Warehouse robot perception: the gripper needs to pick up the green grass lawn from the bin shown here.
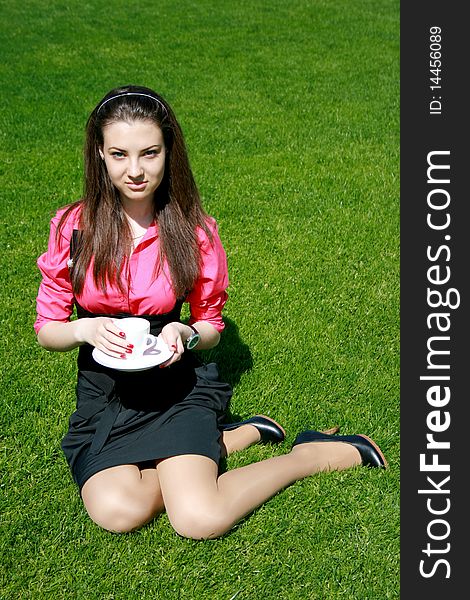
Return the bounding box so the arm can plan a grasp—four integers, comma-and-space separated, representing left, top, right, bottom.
0, 0, 399, 598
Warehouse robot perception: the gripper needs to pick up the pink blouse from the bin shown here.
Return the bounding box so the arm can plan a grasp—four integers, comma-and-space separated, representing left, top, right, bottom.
35, 204, 229, 334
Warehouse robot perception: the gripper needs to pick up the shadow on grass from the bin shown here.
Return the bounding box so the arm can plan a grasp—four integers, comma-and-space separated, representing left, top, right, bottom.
199, 316, 254, 428
199, 316, 253, 391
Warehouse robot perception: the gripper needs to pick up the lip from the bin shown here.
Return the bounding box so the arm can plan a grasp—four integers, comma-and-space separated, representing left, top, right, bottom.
126, 181, 148, 191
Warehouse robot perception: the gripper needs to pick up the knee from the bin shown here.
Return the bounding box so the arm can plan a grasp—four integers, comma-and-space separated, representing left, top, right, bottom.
83, 488, 160, 533
167, 502, 230, 540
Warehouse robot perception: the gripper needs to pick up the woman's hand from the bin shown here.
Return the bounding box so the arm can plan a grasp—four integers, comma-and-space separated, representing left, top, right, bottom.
158, 321, 221, 368
76, 317, 133, 358
37, 317, 132, 358
158, 322, 188, 367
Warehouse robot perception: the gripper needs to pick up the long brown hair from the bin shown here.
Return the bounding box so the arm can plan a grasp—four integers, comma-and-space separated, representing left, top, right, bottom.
58, 85, 210, 298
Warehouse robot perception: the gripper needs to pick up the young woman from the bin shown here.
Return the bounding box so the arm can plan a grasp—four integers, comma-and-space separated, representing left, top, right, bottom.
35, 85, 387, 538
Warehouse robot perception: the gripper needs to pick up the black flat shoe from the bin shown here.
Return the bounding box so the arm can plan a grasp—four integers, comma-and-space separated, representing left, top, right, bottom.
221, 415, 286, 444
292, 430, 387, 468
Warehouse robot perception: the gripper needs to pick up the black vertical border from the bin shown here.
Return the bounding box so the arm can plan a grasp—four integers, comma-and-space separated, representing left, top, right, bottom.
401, 3, 467, 597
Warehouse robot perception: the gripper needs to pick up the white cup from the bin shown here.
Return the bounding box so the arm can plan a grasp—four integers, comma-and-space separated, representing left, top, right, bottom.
115, 317, 158, 358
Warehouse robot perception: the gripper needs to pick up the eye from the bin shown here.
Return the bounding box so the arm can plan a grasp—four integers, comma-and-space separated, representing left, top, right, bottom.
111, 151, 125, 159
144, 149, 159, 157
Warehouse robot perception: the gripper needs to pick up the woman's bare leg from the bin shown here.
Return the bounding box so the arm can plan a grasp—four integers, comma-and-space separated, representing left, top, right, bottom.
220, 416, 286, 456
220, 421, 339, 456
157, 442, 361, 540
80, 419, 344, 533
220, 426, 260, 456
81, 463, 164, 533
80, 418, 281, 532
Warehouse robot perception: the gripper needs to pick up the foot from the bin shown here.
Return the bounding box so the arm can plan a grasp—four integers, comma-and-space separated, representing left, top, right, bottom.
292, 430, 387, 468
221, 415, 286, 444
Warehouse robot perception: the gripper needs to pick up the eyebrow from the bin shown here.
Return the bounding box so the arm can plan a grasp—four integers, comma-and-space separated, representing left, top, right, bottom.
107, 144, 163, 152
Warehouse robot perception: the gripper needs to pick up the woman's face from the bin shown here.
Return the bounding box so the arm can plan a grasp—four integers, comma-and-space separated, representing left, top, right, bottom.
99, 119, 166, 208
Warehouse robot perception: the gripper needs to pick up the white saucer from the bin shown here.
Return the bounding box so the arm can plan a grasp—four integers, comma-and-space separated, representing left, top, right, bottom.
92, 338, 174, 372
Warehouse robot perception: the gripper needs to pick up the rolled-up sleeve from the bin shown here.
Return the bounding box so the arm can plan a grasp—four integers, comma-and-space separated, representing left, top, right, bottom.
34, 211, 75, 334
186, 219, 229, 332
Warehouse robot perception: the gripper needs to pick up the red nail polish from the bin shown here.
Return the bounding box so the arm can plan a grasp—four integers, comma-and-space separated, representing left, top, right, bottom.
120, 354, 126, 359
119, 332, 126, 338
171, 344, 177, 350
126, 348, 132, 353
127, 344, 134, 349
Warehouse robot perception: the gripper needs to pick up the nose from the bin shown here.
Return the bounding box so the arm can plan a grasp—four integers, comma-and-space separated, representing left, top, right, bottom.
127, 157, 144, 180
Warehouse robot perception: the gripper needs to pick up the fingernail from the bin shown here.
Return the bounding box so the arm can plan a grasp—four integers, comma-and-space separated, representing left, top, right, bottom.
120, 354, 126, 359
119, 332, 126, 338
171, 344, 177, 350
127, 344, 134, 349
125, 348, 133, 354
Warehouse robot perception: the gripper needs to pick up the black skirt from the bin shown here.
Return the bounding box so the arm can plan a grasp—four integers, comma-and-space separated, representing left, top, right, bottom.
61, 310, 232, 491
